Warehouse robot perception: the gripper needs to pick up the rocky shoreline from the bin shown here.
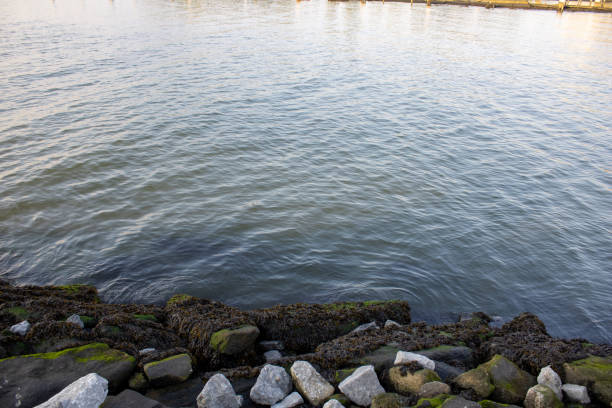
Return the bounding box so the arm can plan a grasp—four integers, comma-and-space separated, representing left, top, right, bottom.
0, 280, 610, 408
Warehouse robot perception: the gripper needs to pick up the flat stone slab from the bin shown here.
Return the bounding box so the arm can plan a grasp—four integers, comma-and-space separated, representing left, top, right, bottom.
144, 353, 193, 387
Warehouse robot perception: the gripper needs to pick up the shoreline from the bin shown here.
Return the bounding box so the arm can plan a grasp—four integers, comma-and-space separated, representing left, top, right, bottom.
1, 280, 611, 407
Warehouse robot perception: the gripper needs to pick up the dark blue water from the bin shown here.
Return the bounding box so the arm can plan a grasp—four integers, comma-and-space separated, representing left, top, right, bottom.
0, 0, 611, 342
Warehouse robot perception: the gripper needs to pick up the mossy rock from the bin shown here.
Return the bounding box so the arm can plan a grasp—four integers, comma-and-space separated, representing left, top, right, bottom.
133, 314, 158, 322
128, 371, 148, 391
413, 394, 450, 408
370, 392, 405, 408
524, 384, 563, 408
327, 394, 350, 406
143, 353, 193, 387
335, 368, 357, 384
166, 294, 195, 307
454, 367, 494, 399
478, 400, 517, 408
563, 355, 612, 406
388, 366, 441, 395
99, 325, 122, 337
479, 354, 535, 404
80, 315, 96, 328
210, 325, 260, 355
440, 396, 480, 408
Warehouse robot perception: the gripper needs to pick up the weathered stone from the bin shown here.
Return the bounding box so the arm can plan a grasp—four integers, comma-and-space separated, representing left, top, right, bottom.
415, 345, 473, 368
129, 372, 148, 391
34, 373, 108, 408
413, 394, 451, 408
351, 345, 399, 373
370, 393, 410, 408
440, 396, 480, 408
0, 343, 135, 408
210, 326, 260, 355
524, 384, 563, 408
335, 368, 357, 384
418, 381, 451, 398
290, 360, 334, 406
66, 314, 85, 329
9, 320, 30, 336
271, 392, 304, 408
250, 364, 292, 405
454, 368, 494, 399
260, 340, 285, 351
197, 374, 240, 408
144, 353, 193, 387
140, 348, 156, 356
480, 354, 536, 404
264, 350, 283, 363
563, 355, 612, 406
388, 366, 441, 395
434, 361, 465, 382
339, 365, 385, 406
102, 389, 168, 408
537, 366, 562, 401
323, 398, 345, 408
384, 320, 401, 329
394, 351, 435, 370
351, 322, 379, 333
561, 384, 590, 404
327, 394, 350, 406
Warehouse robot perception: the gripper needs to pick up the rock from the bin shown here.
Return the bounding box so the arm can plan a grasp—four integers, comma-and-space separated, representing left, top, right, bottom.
384, 320, 401, 329
102, 389, 168, 408
351, 345, 399, 373
249, 364, 292, 405
561, 384, 590, 404
271, 392, 304, 408
524, 384, 563, 408
197, 373, 240, 408
537, 366, 562, 401
80, 315, 96, 328
394, 351, 435, 370
210, 325, 260, 355
413, 394, 452, 408
290, 360, 335, 406
440, 396, 480, 408
66, 314, 85, 329
338, 365, 385, 406
0, 342, 135, 408
480, 354, 536, 404
370, 393, 411, 408
388, 366, 441, 395
351, 322, 379, 333
415, 345, 473, 368
563, 355, 612, 406
144, 353, 193, 387
264, 350, 283, 363
146, 377, 205, 408
327, 394, 350, 406
335, 368, 357, 384
453, 367, 494, 399
477, 401, 521, 408
140, 348, 156, 355
129, 372, 148, 391
34, 373, 108, 408
418, 381, 451, 398
434, 361, 465, 382
260, 340, 285, 351
323, 398, 345, 408
9, 320, 30, 336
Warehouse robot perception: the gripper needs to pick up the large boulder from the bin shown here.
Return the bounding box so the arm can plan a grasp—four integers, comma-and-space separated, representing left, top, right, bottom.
0, 342, 135, 408
197, 374, 240, 408
249, 364, 292, 405
523, 384, 563, 408
103, 389, 168, 408
143, 353, 193, 387
388, 366, 440, 395
561, 384, 590, 404
454, 368, 494, 399
536, 366, 562, 401
210, 326, 260, 355
290, 360, 334, 406
563, 355, 612, 406
338, 365, 385, 406
34, 373, 108, 408
480, 354, 536, 404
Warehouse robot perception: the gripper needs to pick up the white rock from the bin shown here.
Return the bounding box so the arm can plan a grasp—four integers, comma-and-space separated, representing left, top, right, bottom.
271, 392, 304, 408
139, 347, 156, 355
323, 399, 345, 408
197, 373, 240, 408
66, 314, 84, 329
290, 361, 334, 406
250, 364, 292, 405
537, 366, 562, 401
338, 365, 385, 406
9, 320, 30, 336
562, 384, 590, 404
394, 351, 435, 370
351, 322, 379, 333
384, 320, 401, 329
34, 373, 108, 408
264, 350, 283, 363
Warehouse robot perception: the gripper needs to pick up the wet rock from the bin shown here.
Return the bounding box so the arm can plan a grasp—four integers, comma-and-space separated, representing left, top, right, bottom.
480, 354, 536, 404
388, 366, 441, 395
536, 366, 562, 400
210, 326, 260, 355
260, 340, 284, 351
264, 350, 283, 363
338, 365, 385, 406
350, 345, 399, 373
140, 347, 156, 355
34, 373, 108, 408
129, 372, 148, 391
249, 364, 292, 405
415, 345, 473, 368
434, 361, 464, 382
440, 396, 480, 408
453, 367, 494, 399
271, 392, 304, 408
197, 373, 240, 408
323, 398, 345, 408
103, 389, 168, 408
418, 381, 450, 398
524, 384, 563, 408
0, 342, 135, 408
352, 322, 379, 333
66, 314, 84, 329
146, 377, 205, 408
144, 353, 193, 387
384, 320, 401, 329
290, 360, 334, 406
394, 351, 435, 370
563, 355, 612, 406
9, 320, 30, 336
561, 384, 590, 404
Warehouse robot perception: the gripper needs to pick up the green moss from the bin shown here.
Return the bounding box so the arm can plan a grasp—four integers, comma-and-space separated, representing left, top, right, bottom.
166, 294, 194, 306
57, 284, 89, 292
327, 394, 350, 406
133, 314, 158, 322
0, 343, 134, 364
210, 329, 231, 352
335, 368, 357, 383
6, 306, 29, 320
479, 400, 510, 408
565, 355, 612, 382
363, 300, 400, 306
413, 394, 449, 408
144, 353, 189, 368
323, 302, 359, 311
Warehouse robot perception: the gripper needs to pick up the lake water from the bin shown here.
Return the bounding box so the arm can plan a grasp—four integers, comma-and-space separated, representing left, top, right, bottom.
1, 0, 611, 342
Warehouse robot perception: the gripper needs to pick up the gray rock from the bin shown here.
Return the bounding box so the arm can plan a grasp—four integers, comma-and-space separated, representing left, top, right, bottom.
34, 373, 108, 408
537, 366, 562, 401
350, 344, 399, 373
323, 398, 345, 408
440, 396, 481, 408
481, 354, 536, 404
139, 348, 156, 356
384, 320, 401, 329
271, 392, 303, 408
561, 384, 590, 404
418, 381, 451, 398
415, 346, 473, 368
250, 364, 292, 405
260, 341, 285, 351
264, 350, 283, 363
434, 361, 465, 382
338, 365, 384, 406
144, 353, 193, 387
394, 351, 435, 370
9, 320, 30, 336
197, 374, 240, 408
210, 326, 260, 355
66, 314, 84, 329
351, 321, 379, 333
145, 377, 205, 408
524, 384, 563, 408
102, 389, 168, 408
290, 361, 334, 406
0, 343, 135, 408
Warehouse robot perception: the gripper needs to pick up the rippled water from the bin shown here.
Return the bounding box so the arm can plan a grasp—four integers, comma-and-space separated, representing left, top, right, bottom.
1, 0, 611, 342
